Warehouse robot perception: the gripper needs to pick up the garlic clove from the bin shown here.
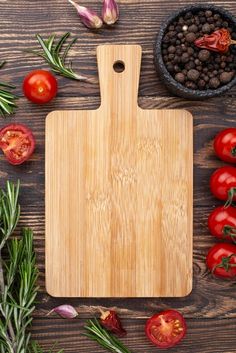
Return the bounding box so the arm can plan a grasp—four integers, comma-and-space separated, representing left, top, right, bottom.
47, 304, 78, 319
102, 0, 119, 25
68, 0, 103, 29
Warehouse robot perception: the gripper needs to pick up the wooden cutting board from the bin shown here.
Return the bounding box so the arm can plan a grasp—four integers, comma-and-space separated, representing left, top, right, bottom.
45, 45, 193, 298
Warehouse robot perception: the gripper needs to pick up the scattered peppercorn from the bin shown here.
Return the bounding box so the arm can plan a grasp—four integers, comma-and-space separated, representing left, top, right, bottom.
161, 8, 236, 90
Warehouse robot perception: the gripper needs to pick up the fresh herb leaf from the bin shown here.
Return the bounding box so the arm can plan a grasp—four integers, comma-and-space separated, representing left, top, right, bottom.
0, 181, 63, 353
26, 32, 87, 81
0, 63, 18, 118
84, 318, 132, 353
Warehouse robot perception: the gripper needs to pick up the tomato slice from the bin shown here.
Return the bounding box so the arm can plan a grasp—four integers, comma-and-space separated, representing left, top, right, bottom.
0, 124, 35, 165
145, 310, 186, 348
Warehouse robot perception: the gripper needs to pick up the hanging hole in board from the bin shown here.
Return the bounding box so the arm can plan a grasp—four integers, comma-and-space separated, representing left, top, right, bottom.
113, 61, 125, 73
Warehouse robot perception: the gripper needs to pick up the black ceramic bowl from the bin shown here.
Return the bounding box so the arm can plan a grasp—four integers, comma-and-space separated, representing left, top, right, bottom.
154, 4, 236, 99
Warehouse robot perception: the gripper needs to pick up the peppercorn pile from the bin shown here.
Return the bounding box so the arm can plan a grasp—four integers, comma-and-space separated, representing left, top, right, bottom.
162, 9, 236, 90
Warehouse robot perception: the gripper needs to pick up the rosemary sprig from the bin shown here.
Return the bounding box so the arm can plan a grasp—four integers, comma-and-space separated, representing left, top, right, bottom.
0, 181, 63, 353
29, 341, 64, 353
26, 32, 87, 81
84, 319, 132, 353
0, 62, 18, 118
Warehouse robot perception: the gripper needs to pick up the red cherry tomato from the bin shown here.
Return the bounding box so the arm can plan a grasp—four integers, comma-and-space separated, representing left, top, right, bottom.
145, 310, 186, 349
0, 124, 35, 165
23, 70, 57, 104
206, 243, 236, 279
208, 206, 236, 243
214, 128, 236, 163
210, 167, 236, 205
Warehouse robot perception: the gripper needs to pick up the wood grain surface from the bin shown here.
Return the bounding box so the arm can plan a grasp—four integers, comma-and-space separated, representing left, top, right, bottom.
45, 45, 193, 298
0, 0, 236, 352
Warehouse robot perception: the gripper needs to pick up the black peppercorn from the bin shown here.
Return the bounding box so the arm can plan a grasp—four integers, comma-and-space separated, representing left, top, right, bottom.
199, 17, 206, 24
178, 17, 185, 25
181, 52, 189, 63
184, 12, 192, 20
188, 24, 198, 33
176, 25, 182, 32
198, 49, 210, 62
176, 48, 182, 56
187, 47, 194, 55
177, 32, 184, 39
168, 54, 175, 60
213, 14, 220, 20
166, 64, 175, 73
205, 10, 212, 18
187, 69, 200, 81
220, 71, 234, 84
168, 45, 176, 54
185, 61, 195, 70
207, 17, 214, 24
198, 79, 206, 89
163, 55, 169, 62
185, 81, 197, 89
209, 77, 220, 88
185, 32, 196, 43
202, 23, 211, 33
175, 73, 185, 83
174, 65, 181, 73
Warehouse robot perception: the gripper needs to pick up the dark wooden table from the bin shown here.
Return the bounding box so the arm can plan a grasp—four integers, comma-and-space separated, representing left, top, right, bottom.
1, 0, 236, 352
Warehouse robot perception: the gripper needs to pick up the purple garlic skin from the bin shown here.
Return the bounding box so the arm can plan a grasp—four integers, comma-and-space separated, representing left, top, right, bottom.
48, 305, 78, 319
68, 0, 103, 29
102, 0, 119, 25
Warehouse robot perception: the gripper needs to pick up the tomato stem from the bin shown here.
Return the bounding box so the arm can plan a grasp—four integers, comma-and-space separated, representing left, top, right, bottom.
224, 188, 236, 208
223, 225, 236, 244
231, 146, 236, 157
212, 253, 236, 275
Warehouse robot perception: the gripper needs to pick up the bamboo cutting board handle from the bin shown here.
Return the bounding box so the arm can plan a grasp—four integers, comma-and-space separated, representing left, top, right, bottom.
97, 45, 142, 109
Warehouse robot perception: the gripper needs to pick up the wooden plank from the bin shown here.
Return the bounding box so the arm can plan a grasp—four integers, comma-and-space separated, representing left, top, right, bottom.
31, 317, 236, 353
0, 0, 236, 351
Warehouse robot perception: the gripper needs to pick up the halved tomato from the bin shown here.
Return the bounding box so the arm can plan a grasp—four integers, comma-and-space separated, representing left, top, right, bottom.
145, 310, 186, 349
0, 124, 35, 165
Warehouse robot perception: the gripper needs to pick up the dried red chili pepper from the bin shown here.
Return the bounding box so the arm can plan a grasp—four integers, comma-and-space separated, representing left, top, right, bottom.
99, 309, 127, 337
195, 28, 236, 53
